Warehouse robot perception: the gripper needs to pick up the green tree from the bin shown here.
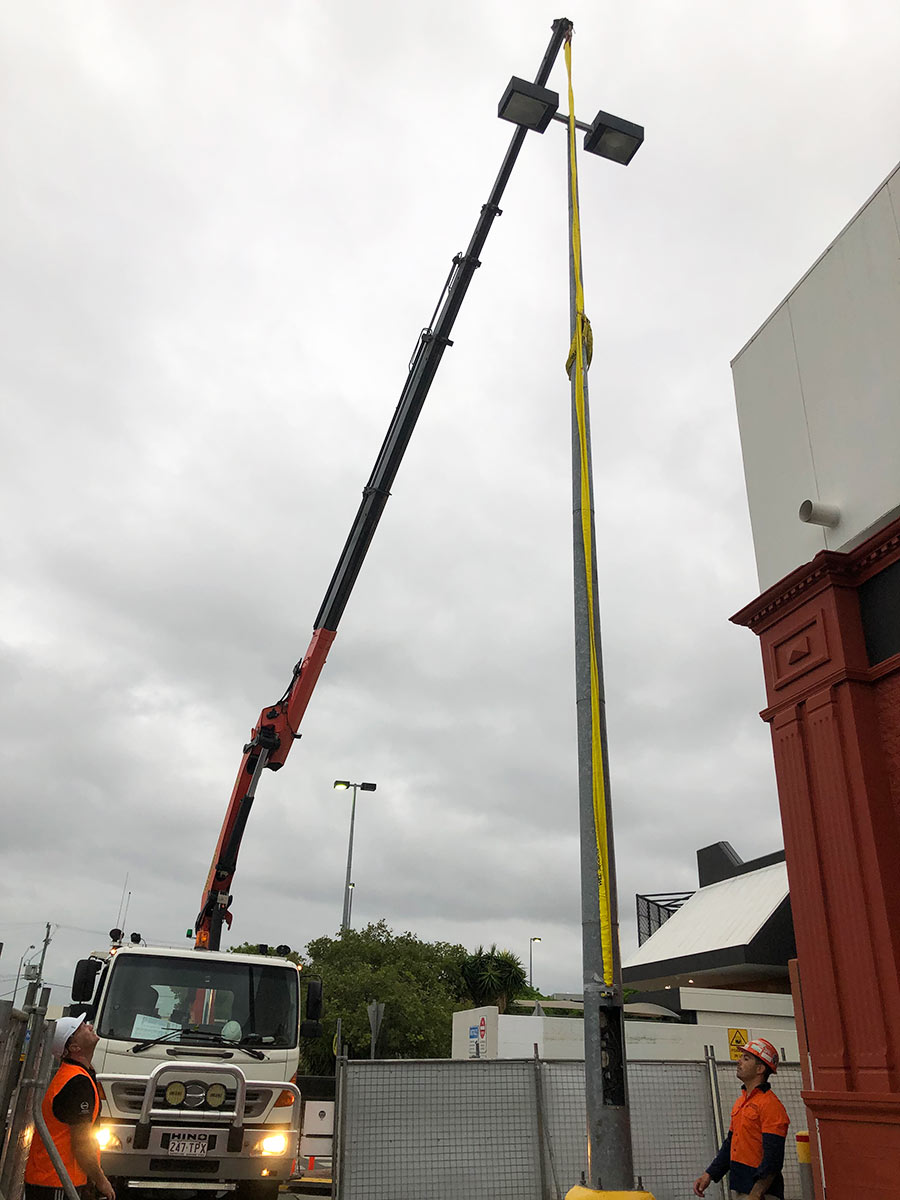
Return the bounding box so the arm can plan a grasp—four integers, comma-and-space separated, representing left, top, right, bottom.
227, 942, 303, 965
299, 920, 469, 1074
459, 945, 528, 1013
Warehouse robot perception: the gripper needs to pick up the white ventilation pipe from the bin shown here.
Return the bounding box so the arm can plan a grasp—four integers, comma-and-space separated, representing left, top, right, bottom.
798, 500, 841, 528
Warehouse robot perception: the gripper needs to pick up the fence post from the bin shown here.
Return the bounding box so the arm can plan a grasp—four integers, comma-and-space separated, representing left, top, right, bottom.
0, 986, 51, 1200
0, 1001, 30, 1156
532, 1046, 555, 1200
333, 1052, 348, 1200
703, 1045, 728, 1200
795, 1132, 814, 1200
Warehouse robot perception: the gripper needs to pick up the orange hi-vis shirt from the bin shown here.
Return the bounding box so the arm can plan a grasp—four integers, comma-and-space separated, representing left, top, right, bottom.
707, 1081, 790, 1198
730, 1083, 790, 1166
25, 1061, 100, 1188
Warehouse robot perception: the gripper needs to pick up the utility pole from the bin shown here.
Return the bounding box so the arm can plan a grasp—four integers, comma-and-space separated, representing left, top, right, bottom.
12, 944, 35, 1009
36, 923, 52, 984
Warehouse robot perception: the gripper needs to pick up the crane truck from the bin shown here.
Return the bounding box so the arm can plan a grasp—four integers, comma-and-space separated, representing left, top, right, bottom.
67, 18, 574, 1198
69, 935, 321, 1199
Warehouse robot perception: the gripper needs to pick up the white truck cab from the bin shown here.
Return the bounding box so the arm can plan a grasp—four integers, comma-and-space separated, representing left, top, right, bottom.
71, 941, 322, 1199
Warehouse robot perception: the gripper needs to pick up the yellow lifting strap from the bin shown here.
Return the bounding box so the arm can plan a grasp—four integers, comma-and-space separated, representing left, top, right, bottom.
564, 34, 613, 988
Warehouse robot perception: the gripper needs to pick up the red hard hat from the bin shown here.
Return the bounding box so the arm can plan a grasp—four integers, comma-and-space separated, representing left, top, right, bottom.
741, 1037, 779, 1073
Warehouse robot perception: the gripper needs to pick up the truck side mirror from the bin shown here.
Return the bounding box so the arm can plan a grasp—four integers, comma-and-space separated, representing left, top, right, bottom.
305, 978, 323, 1022
300, 1020, 323, 1039
72, 959, 102, 1003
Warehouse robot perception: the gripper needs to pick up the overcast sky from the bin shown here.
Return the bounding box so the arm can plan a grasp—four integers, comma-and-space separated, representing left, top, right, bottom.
3, 1, 900, 1006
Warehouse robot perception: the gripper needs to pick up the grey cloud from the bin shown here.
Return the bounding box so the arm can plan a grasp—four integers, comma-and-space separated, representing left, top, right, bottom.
3, 0, 899, 1002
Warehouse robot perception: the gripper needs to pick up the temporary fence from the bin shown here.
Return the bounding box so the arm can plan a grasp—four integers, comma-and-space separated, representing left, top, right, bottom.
335, 1054, 809, 1200
0, 988, 63, 1200
2, 1005, 810, 1200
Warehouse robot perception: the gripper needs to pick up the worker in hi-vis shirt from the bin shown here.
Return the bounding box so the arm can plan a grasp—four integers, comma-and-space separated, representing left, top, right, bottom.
693, 1038, 790, 1200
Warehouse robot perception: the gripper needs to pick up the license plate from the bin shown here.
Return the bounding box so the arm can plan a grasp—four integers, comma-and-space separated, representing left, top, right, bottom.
168, 1133, 209, 1157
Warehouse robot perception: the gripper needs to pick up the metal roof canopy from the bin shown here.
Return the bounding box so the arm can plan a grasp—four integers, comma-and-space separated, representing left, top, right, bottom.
622, 861, 792, 991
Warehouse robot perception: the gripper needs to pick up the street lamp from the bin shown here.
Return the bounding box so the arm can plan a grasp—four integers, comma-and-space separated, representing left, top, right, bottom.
334, 780, 376, 930
529, 936, 541, 988
348, 882, 356, 926
582, 110, 644, 165
498, 77, 559, 132
499, 29, 643, 1193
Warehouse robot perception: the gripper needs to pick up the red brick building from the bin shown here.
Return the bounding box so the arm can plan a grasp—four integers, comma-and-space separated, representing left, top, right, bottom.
731, 161, 900, 1198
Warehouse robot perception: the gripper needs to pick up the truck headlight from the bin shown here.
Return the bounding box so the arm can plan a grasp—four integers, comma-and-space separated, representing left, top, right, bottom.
94, 1127, 121, 1151
257, 1133, 288, 1156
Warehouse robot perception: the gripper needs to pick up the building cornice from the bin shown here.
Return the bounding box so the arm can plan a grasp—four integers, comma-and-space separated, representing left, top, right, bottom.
732, 513, 900, 634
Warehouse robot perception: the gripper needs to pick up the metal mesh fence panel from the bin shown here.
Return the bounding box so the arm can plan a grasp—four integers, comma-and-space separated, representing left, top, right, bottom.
715, 1061, 809, 1200
337, 1058, 808, 1200
337, 1058, 725, 1200
535, 1060, 721, 1200
338, 1059, 542, 1200
536, 1061, 586, 1197
628, 1061, 721, 1200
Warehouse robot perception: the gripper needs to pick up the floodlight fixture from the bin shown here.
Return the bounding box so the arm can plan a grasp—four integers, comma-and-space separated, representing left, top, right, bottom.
333, 780, 350, 789
583, 109, 644, 165
498, 76, 559, 133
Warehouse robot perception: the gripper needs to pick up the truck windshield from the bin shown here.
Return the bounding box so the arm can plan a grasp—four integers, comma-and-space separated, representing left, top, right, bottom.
97, 955, 299, 1048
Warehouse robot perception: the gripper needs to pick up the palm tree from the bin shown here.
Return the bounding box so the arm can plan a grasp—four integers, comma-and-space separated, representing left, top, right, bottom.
461, 945, 527, 1014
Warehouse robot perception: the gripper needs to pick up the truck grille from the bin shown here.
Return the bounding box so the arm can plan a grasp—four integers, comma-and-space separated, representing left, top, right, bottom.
110, 1082, 272, 1118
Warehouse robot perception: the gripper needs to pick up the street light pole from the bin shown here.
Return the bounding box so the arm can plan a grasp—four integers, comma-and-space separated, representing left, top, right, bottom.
348, 882, 355, 926
529, 936, 541, 988
498, 37, 643, 1191
334, 780, 376, 931
341, 783, 358, 931
562, 45, 641, 1189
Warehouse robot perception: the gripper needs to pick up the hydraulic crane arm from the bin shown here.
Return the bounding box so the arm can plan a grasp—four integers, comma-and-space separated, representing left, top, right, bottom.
196, 17, 573, 951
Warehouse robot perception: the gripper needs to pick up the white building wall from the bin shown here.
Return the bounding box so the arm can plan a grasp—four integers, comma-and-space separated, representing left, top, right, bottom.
450, 990, 799, 1064
732, 161, 900, 590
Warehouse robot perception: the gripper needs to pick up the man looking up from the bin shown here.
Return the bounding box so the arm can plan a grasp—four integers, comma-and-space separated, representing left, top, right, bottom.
693, 1038, 790, 1200
25, 1014, 116, 1200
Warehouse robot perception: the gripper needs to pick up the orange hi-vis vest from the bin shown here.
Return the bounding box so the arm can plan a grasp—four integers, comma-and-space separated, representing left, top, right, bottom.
25, 1061, 100, 1188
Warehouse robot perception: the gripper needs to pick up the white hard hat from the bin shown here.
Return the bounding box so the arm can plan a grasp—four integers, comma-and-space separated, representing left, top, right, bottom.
52, 1014, 87, 1057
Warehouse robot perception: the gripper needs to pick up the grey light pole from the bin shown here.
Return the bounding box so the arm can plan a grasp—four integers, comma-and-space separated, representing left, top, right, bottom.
498, 40, 644, 1193
347, 882, 355, 926
334, 780, 376, 930
529, 936, 541, 988
563, 87, 642, 1196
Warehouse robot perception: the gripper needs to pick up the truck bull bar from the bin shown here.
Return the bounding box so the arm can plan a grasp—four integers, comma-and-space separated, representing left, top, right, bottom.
101, 1061, 302, 1154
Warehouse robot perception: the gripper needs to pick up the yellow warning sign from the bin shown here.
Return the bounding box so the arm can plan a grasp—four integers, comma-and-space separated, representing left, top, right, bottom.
728, 1028, 749, 1061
